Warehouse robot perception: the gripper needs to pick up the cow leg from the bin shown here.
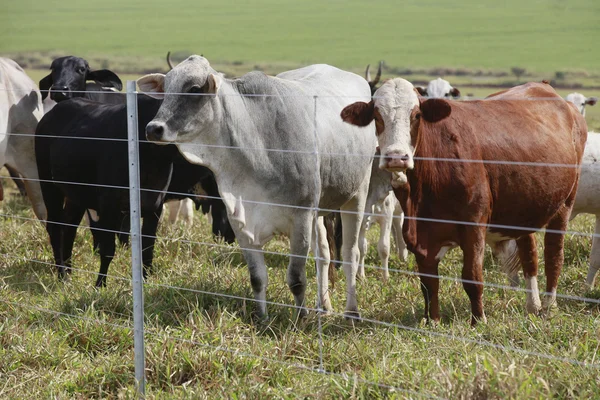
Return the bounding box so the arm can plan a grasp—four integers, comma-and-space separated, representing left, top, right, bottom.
377, 201, 394, 282
285, 215, 312, 319
340, 193, 367, 319
94, 216, 118, 288
585, 216, 600, 288
61, 200, 86, 274
180, 198, 194, 225
543, 208, 570, 311
141, 210, 162, 279
417, 255, 441, 324
392, 206, 408, 262
491, 239, 520, 287
357, 216, 369, 281
166, 200, 180, 224
460, 226, 487, 325
42, 184, 66, 278
239, 239, 269, 320
515, 234, 541, 315
10, 159, 47, 221
311, 216, 333, 314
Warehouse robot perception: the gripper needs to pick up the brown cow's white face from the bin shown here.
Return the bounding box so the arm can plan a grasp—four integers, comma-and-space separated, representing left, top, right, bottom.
372, 79, 420, 171
341, 78, 419, 172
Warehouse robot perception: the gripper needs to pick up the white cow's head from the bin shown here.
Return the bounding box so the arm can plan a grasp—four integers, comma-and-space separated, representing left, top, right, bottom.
565, 92, 597, 117
341, 78, 451, 172
416, 77, 460, 99
138, 55, 222, 144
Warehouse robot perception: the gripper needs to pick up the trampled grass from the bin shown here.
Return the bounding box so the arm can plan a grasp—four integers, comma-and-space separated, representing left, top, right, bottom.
1, 176, 600, 398
1, 0, 598, 73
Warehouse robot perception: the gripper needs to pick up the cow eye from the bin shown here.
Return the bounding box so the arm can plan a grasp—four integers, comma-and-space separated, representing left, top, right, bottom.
189, 86, 203, 94
415, 112, 421, 120
77, 67, 86, 74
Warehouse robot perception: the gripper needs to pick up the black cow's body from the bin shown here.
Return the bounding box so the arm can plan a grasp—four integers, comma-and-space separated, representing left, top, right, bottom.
36, 96, 233, 287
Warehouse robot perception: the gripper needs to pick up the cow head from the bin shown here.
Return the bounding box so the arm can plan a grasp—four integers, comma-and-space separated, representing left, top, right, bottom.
415, 78, 460, 99
138, 55, 221, 144
565, 92, 597, 117
39, 56, 122, 102
341, 78, 451, 172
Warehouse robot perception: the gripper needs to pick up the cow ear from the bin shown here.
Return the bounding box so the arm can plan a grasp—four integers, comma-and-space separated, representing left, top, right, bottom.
586, 97, 598, 106
207, 73, 220, 94
39, 74, 53, 100
340, 100, 375, 127
137, 74, 165, 99
449, 87, 461, 98
420, 98, 451, 123
87, 69, 123, 91
415, 86, 428, 96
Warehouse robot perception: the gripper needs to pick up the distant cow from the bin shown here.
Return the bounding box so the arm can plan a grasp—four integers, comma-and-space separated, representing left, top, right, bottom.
39, 56, 124, 113
416, 78, 460, 99
0, 58, 47, 220
566, 92, 597, 117
342, 79, 586, 325
138, 56, 376, 320
36, 96, 233, 287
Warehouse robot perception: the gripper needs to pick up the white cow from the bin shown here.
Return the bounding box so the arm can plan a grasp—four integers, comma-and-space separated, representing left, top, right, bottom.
416, 78, 460, 99
566, 92, 597, 117
138, 56, 377, 319
0, 58, 46, 220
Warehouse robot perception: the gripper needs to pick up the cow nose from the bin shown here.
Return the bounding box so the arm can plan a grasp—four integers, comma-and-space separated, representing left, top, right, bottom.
50, 86, 70, 102
146, 122, 165, 142
384, 152, 411, 171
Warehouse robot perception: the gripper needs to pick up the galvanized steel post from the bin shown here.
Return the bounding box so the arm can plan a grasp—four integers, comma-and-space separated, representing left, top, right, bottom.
126, 80, 146, 397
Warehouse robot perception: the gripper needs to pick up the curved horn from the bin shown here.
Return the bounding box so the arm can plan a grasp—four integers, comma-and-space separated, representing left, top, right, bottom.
365, 64, 371, 82
166, 51, 174, 70
372, 61, 383, 86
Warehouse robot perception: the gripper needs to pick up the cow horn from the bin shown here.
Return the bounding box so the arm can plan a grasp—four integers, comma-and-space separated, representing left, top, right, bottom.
365, 64, 371, 82
166, 51, 174, 70
372, 61, 383, 86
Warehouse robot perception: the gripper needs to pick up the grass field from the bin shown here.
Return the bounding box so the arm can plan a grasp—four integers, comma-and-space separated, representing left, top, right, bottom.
2, 1, 600, 398
1, 177, 600, 398
2, 0, 599, 73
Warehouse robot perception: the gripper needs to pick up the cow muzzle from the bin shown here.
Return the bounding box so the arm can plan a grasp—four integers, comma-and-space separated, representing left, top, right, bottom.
49, 86, 70, 102
146, 121, 170, 143
382, 152, 413, 172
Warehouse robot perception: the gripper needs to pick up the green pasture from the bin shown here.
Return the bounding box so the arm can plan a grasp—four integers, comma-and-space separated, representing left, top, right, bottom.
1, 179, 600, 398
2, 0, 599, 73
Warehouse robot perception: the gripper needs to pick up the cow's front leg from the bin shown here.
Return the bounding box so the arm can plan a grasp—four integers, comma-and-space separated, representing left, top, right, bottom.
460, 226, 487, 325
516, 234, 542, 315
416, 253, 441, 325
240, 240, 269, 320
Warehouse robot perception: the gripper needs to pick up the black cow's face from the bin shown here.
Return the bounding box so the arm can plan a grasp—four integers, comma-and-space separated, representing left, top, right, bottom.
39, 56, 122, 102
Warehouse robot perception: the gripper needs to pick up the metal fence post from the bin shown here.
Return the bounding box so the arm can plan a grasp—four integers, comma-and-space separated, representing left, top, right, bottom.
126, 80, 146, 397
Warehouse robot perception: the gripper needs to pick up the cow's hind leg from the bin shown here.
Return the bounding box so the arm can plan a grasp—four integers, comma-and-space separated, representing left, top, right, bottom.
516, 234, 542, 315
286, 215, 312, 319
61, 199, 86, 275
460, 226, 487, 325
94, 215, 118, 288
585, 216, 600, 288
311, 216, 333, 314
340, 191, 368, 319
543, 207, 570, 311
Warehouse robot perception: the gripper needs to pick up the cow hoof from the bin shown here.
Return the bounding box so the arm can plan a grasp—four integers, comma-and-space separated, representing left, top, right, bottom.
400, 249, 409, 262
344, 310, 361, 321
296, 307, 308, 319
525, 300, 542, 316
470, 314, 487, 326
541, 297, 558, 313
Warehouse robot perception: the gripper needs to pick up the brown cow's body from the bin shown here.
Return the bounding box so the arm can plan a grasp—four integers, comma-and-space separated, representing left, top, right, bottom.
342, 80, 587, 324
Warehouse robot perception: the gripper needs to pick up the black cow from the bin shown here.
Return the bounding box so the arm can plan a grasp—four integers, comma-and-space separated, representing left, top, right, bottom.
36, 96, 233, 287
39, 56, 123, 104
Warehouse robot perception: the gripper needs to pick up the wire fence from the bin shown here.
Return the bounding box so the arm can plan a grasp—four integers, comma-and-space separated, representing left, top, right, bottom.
1, 82, 600, 398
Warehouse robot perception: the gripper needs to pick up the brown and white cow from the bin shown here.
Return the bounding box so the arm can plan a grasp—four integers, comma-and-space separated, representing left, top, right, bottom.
341, 78, 587, 325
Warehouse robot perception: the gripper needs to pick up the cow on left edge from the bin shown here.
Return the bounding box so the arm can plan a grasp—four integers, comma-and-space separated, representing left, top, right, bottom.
0, 57, 47, 220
